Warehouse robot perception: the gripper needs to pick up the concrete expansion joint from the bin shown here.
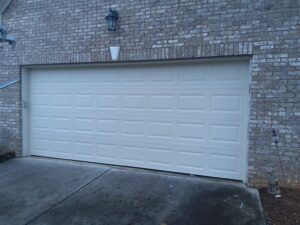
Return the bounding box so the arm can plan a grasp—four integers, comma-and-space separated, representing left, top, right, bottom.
23, 167, 112, 225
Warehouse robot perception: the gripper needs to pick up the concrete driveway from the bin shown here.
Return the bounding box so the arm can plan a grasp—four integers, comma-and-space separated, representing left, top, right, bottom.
0, 158, 265, 225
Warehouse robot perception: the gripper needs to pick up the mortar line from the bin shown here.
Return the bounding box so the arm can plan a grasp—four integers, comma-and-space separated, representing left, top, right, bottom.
24, 167, 111, 225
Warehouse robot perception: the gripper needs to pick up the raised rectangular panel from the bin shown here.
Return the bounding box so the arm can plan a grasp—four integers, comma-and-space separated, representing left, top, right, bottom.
177, 151, 204, 170
31, 138, 51, 151
73, 72, 95, 83
30, 130, 50, 140
32, 116, 49, 129
53, 94, 72, 106
211, 95, 241, 112
97, 119, 118, 134
74, 142, 93, 156
149, 95, 173, 110
123, 120, 145, 136
75, 94, 93, 107
123, 95, 145, 109
96, 143, 118, 160
149, 68, 173, 82
30, 72, 49, 83
52, 117, 72, 131
178, 123, 204, 141
149, 147, 172, 167
74, 80, 93, 85
98, 94, 118, 109
97, 73, 118, 83
212, 64, 242, 81
178, 65, 206, 81
51, 88, 72, 95
53, 140, 71, 153
211, 125, 240, 143
31, 94, 49, 106
210, 154, 238, 173
32, 127, 50, 133
52, 79, 70, 84
123, 70, 145, 82
179, 95, 205, 111
149, 122, 173, 138
74, 118, 94, 132
122, 145, 144, 163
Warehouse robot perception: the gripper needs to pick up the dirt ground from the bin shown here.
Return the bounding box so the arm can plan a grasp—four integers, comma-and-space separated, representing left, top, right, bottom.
0, 151, 15, 163
260, 188, 300, 225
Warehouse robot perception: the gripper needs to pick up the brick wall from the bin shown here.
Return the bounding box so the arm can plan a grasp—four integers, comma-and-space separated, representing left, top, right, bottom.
1, 0, 299, 188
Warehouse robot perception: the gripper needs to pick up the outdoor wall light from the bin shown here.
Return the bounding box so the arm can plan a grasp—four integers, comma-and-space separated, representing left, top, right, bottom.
0, 26, 15, 46
105, 8, 119, 31
0, 26, 7, 40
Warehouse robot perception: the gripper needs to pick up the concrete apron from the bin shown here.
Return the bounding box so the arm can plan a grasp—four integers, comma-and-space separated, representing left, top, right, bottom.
0, 158, 266, 225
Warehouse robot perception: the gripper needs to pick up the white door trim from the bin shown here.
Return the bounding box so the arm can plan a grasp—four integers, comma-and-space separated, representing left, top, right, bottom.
21, 68, 30, 156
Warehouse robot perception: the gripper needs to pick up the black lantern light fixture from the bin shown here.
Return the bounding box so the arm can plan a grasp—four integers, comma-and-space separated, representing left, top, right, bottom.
0, 26, 15, 46
0, 26, 7, 40
105, 8, 119, 31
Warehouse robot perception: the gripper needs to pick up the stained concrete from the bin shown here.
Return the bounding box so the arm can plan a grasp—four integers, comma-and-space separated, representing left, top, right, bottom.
0, 158, 265, 225
0, 158, 107, 225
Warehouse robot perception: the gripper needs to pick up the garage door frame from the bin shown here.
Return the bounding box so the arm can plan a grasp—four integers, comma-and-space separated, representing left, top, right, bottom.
21, 57, 251, 182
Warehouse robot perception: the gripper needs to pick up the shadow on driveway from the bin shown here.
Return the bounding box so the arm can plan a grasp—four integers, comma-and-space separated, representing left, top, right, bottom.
0, 158, 265, 225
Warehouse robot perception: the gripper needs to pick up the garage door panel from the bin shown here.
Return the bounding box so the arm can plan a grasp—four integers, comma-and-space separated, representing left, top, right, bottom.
46, 87, 247, 95
31, 138, 51, 151
212, 63, 243, 81
31, 117, 246, 141
92, 136, 244, 155
123, 95, 146, 110
52, 94, 72, 107
210, 124, 241, 143
149, 95, 174, 110
149, 71, 175, 82
97, 118, 119, 134
73, 141, 94, 157
98, 94, 119, 109
211, 94, 242, 113
52, 116, 72, 129
74, 118, 95, 132
31, 129, 67, 138
29, 61, 249, 180
148, 147, 173, 164
178, 69, 207, 82
31, 116, 50, 129
210, 154, 239, 173
74, 94, 94, 107
122, 120, 145, 136
94, 135, 201, 151
177, 122, 205, 141
87, 111, 246, 122
177, 151, 205, 170
178, 94, 206, 111
96, 143, 119, 161
52, 140, 73, 151
31, 108, 95, 118
121, 145, 146, 164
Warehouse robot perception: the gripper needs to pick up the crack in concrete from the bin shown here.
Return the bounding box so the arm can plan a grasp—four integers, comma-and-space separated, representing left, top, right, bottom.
24, 167, 111, 225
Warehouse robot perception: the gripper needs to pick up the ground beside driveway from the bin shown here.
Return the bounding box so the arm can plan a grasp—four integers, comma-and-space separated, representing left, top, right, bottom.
0, 158, 265, 225
260, 187, 300, 225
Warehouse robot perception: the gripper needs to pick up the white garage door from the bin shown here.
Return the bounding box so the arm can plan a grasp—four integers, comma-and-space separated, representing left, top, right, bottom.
28, 60, 249, 180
